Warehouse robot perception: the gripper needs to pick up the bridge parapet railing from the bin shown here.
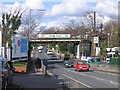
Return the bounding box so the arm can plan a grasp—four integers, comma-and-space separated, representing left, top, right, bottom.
41, 60, 47, 75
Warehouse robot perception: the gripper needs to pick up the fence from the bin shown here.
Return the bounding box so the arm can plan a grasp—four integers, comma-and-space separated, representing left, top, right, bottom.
109, 58, 120, 66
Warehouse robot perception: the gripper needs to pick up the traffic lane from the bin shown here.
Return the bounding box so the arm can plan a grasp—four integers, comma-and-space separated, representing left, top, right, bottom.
49, 64, 118, 88
34, 53, 118, 88
37, 52, 56, 60
36, 52, 118, 86
58, 63, 118, 83
51, 64, 118, 88
37, 52, 50, 60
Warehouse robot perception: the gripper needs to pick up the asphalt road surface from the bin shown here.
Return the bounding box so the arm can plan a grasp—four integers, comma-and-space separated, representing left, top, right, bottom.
49, 63, 118, 88
36, 52, 119, 89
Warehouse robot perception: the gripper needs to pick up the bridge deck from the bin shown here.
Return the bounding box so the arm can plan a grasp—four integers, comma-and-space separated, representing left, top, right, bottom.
30, 38, 82, 43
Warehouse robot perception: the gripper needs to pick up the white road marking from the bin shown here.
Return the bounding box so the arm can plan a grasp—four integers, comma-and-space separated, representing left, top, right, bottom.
63, 74, 92, 88
55, 64, 118, 85
95, 71, 118, 76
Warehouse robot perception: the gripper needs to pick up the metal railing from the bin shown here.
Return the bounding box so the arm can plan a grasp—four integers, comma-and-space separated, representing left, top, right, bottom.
41, 60, 47, 75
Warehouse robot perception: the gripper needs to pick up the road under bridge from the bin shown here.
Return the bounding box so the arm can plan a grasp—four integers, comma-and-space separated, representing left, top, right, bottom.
30, 38, 91, 58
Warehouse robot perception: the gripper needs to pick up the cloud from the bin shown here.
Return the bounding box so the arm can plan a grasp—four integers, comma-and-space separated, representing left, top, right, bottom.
44, 0, 88, 17
95, 0, 118, 17
0, 0, 118, 30
44, 16, 83, 29
1, 0, 45, 14
24, 0, 44, 9
44, 0, 118, 18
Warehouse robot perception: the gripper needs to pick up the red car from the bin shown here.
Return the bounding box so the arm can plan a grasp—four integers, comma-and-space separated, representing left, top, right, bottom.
74, 61, 89, 71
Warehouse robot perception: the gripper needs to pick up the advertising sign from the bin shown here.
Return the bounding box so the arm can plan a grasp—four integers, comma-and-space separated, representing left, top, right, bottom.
12, 37, 28, 61
93, 37, 99, 43
38, 34, 71, 38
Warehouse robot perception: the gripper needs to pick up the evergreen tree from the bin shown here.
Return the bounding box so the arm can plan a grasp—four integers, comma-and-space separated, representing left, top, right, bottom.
2, 11, 22, 46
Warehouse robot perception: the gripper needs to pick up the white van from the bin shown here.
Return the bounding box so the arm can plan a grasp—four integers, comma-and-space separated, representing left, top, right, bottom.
106, 52, 117, 61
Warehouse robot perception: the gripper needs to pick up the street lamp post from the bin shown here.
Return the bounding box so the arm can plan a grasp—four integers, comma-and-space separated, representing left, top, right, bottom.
28, 8, 45, 60
28, 9, 45, 39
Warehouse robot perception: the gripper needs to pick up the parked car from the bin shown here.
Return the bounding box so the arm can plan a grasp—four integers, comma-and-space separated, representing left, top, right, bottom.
63, 60, 74, 68
74, 61, 89, 71
64, 54, 70, 60
51, 55, 58, 60
47, 50, 53, 55
38, 49, 43, 53
0, 57, 15, 90
89, 58, 101, 64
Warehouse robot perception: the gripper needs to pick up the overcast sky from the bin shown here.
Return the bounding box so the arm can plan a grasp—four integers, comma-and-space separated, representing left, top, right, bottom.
0, 0, 119, 30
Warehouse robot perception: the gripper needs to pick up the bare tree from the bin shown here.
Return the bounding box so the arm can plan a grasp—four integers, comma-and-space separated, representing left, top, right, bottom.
104, 19, 118, 47
19, 10, 44, 39
83, 11, 103, 34
64, 19, 80, 38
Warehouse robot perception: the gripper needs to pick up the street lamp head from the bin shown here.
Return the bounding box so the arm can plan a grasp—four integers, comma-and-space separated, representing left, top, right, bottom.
37, 9, 45, 11
30, 8, 45, 11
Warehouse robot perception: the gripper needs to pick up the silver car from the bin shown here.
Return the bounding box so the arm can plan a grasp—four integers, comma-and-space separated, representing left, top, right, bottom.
0, 57, 15, 90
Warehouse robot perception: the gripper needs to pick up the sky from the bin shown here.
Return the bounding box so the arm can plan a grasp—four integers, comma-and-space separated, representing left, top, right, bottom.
0, 0, 119, 30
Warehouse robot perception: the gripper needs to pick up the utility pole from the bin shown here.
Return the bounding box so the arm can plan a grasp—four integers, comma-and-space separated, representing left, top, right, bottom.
118, 1, 120, 47
93, 11, 96, 34
92, 11, 96, 56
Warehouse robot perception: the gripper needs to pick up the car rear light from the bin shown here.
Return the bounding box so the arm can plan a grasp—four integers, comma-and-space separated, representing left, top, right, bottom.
0, 71, 4, 76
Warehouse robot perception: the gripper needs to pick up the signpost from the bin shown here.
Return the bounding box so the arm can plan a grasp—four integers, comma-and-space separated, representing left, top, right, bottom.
38, 34, 71, 38
12, 37, 28, 61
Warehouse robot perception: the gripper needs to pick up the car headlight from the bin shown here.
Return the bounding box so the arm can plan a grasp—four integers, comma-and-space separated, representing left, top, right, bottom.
79, 67, 82, 68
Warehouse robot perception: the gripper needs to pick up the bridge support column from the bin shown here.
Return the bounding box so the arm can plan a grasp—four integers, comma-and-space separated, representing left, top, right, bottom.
76, 44, 80, 59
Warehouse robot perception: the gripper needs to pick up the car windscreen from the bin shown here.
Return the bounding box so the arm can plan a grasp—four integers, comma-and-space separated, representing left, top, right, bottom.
64, 60, 73, 63
68, 62, 73, 64
48, 51, 52, 52
107, 54, 112, 58
77, 62, 87, 65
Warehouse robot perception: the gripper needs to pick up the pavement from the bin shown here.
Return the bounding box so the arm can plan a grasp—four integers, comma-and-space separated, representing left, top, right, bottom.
90, 63, 119, 74
6, 59, 64, 90
8, 71, 63, 89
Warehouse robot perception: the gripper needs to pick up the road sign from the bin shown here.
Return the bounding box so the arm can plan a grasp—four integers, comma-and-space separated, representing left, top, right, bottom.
38, 34, 71, 38
93, 37, 99, 43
